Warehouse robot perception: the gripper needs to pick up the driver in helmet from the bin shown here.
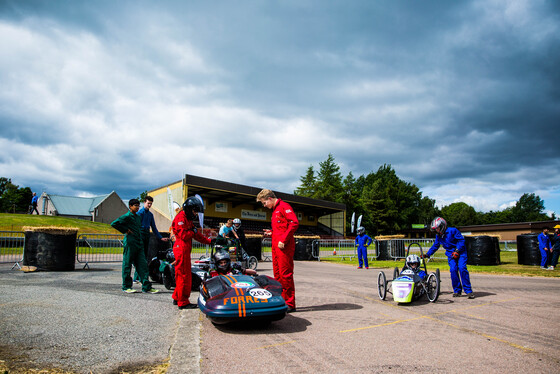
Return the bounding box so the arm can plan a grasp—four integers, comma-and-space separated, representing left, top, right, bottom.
403, 254, 427, 280
171, 196, 212, 309
425, 216, 474, 299
209, 250, 257, 277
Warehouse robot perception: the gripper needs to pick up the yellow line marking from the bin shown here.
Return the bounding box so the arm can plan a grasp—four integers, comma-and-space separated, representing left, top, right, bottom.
340, 292, 533, 353
256, 340, 296, 350
340, 316, 427, 332
423, 315, 534, 353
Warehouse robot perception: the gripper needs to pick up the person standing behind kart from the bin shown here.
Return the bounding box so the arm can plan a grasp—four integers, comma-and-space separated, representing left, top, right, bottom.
425, 217, 474, 299
134, 196, 168, 283
171, 196, 211, 309
355, 226, 372, 269
219, 219, 240, 240
538, 227, 552, 270
233, 218, 251, 261
257, 189, 299, 313
548, 225, 560, 270
111, 199, 159, 294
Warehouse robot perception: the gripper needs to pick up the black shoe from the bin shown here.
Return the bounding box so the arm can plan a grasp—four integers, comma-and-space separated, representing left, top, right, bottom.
453, 293, 461, 297
467, 293, 475, 299
287, 307, 296, 313
173, 299, 178, 305
178, 304, 198, 310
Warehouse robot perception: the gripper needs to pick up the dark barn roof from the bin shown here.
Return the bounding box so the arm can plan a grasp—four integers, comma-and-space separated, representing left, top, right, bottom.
183, 174, 345, 218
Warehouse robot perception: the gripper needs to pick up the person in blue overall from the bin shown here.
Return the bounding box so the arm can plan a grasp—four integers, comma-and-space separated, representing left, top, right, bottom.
425, 217, 474, 299
355, 226, 373, 269
538, 227, 552, 270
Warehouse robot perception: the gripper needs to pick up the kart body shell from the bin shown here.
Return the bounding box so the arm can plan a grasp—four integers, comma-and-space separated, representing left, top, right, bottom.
198, 274, 287, 324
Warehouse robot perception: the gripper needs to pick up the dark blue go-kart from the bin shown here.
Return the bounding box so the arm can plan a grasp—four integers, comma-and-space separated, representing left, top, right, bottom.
197, 243, 287, 325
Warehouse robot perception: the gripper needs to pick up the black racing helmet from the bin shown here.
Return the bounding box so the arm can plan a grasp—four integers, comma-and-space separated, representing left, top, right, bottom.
183, 196, 204, 220
213, 250, 231, 273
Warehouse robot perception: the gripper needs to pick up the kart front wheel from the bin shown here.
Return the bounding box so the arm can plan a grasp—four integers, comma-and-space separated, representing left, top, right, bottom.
377, 271, 387, 300
248, 256, 258, 270
436, 268, 441, 283
393, 267, 399, 280
426, 273, 440, 302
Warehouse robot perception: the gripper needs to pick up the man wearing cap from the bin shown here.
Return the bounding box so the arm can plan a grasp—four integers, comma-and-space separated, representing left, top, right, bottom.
548, 225, 560, 270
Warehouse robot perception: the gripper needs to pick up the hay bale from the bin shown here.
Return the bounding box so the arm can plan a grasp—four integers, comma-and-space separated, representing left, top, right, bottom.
23, 226, 79, 235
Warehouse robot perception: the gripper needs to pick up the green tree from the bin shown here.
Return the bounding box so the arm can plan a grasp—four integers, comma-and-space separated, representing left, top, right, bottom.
510, 193, 549, 222
294, 166, 316, 197
314, 154, 343, 201
441, 202, 478, 226
0, 179, 32, 213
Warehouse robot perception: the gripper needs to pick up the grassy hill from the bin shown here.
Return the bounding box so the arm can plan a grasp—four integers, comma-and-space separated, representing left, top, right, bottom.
0, 213, 119, 234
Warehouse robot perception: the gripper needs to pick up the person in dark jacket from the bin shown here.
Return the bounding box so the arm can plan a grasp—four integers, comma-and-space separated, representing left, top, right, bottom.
425, 217, 474, 299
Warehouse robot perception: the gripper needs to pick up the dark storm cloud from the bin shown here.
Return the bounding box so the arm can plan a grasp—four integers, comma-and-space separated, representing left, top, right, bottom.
0, 0, 559, 213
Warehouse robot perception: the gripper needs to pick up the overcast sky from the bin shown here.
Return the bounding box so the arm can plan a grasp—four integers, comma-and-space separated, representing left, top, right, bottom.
1, 0, 559, 216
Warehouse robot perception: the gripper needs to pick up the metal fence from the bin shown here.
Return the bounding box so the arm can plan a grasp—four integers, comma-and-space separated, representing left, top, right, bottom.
0, 231, 25, 269
76, 234, 125, 269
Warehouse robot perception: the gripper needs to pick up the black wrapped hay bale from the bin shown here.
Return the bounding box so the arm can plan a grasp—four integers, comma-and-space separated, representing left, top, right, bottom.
376, 241, 390, 261
465, 236, 500, 265
244, 236, 262, 261
148, 232, 172, 260
294, 237, 315, 261
23, 226, 78, 271
516, 234, 540, 266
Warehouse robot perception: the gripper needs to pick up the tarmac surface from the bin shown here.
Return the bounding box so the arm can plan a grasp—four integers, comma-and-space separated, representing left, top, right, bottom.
1, 260, 560, 373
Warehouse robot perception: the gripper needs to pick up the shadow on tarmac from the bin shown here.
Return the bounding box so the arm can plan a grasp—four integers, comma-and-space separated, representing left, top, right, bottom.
210, 314, 312, 334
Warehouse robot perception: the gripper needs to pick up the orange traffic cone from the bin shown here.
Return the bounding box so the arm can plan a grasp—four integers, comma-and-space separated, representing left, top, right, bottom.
333, 248, 337, 255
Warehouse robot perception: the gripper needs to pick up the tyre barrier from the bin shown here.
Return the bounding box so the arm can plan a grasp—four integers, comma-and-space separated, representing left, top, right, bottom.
294, 238, 314, 261
23, 227, 78, 271
517, 233, 541, 266
245, 237, 263, 261
376, 240, 390, 260
465, 236, 500, 265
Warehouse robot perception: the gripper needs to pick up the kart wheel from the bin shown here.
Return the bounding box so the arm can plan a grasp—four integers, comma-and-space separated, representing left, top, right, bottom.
248, 256, 258, 270
163, 264, 176, 290
148, 258, 163, 283
393, 267, 399, 280
191, 271, 202, 291
199, 255, 207, 260
436, 268, 441, 283
427, 273, 440, 302
377, 271, 387, 300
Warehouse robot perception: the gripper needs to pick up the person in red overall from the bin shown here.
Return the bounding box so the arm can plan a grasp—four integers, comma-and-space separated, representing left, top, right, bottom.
172, 196, 211, 310
257, 189, 299, 313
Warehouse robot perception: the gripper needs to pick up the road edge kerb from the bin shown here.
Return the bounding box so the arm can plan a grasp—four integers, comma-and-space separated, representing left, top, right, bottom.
167, 309, 201, 374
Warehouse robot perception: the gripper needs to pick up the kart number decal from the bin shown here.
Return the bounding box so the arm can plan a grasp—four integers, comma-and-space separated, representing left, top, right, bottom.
249, 288, 272, 299
231, 282, 254, 288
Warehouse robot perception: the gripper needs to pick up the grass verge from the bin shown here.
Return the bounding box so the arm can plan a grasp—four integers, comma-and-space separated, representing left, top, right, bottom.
321, 251, 560, 278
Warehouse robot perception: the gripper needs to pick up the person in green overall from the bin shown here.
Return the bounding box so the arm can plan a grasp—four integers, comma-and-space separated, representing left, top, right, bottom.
111, 198, 159, 294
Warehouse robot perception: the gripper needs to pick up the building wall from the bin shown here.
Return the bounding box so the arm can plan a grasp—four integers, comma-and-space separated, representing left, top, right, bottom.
93, 192, 128, 224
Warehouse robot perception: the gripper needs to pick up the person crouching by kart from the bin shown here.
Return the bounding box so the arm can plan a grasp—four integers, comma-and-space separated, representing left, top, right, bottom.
355, 226, 372, 269
425, 217, 474, 299
403, 254, 427, 280
172, 196, 212, 310
209, 250, 257, 277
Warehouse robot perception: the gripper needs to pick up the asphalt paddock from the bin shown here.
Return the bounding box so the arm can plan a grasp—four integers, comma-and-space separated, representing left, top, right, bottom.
1, 261, 559, 373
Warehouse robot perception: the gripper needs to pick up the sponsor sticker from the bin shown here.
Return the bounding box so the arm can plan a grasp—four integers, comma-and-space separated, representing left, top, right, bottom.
249, 288, 272, 299
232, 282, 254, 288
